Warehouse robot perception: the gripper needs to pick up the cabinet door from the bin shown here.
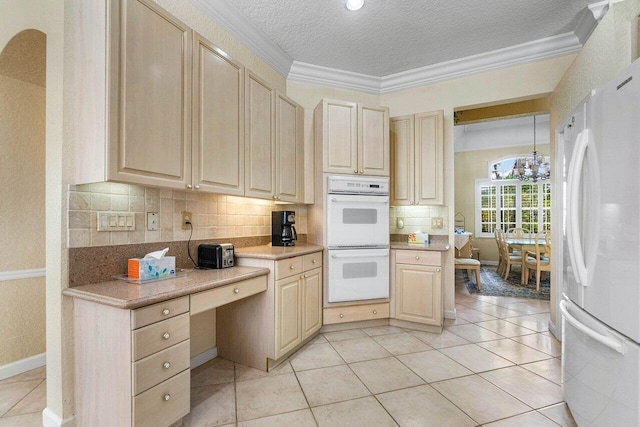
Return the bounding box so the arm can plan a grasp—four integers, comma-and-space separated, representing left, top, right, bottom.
321, 99, 358, 174
245, 70, 276, 199
390, 115, 414, 206
359, 105, 389, 176
109, 0, 191, 189
302, 267, 322, 340
395, 263, 441, 326
192, 33, 244, 195
415, 111, 444, 205
276, 92, 304, 203
275, 276, 302, 359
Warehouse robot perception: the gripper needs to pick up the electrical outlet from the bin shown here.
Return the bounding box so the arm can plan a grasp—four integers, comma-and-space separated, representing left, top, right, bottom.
396, 217, 405, 229
182, 211, 192, 229
147, 212, 159, 231
431, 217, 443, 229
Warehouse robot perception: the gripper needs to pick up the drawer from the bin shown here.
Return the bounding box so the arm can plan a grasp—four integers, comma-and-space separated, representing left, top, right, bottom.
132, 313, 190, 361
323, 303, 389, 325
133, 369, 190, 427
133, 340, 190, 396
131, 296, 189, 330
275, 256, 303, 280
303, 252, 323, 271
190, 275, 267, 315
395, 250, 441, 266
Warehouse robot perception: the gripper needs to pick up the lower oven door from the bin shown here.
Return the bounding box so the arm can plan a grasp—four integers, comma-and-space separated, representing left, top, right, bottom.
327, 248, 389, 303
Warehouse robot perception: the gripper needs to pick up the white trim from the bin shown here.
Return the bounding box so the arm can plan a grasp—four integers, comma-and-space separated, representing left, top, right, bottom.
0, 352, 46, 381
191, 347, 218, 369
188, 0, 293, 77
444, 309, 457, 320
188, 0, 608, 94
0, 268, 45, 281
42, 408, 75, 427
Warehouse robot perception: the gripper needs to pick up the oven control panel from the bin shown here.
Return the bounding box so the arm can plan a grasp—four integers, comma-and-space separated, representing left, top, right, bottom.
327, 175, 389, 195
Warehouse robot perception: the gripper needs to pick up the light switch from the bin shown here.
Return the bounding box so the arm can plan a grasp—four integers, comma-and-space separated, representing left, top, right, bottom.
109, 216, 117, 227
118, 216, 125, 227
97, 212, 136, 232
431, 217, 443, 229
126, 216, 133, 227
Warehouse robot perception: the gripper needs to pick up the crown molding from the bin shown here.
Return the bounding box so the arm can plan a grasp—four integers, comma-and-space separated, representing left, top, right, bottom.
188, 0, 293, 77
190, 0, 608, 95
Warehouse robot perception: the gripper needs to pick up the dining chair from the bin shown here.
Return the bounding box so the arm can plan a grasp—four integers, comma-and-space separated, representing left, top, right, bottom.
498, 230, 524, 280
524, 230, 551, 291
506, 227, 529, 256
494, 229, 505, 276
455, 240, 481, 289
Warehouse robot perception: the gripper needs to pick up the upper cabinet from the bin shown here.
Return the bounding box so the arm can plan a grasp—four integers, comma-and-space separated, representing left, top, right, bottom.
192, 32, 244, 195
391, 110, 444, 205
244, 71, 276, 200
315, 99, 389, 176
70, 0, 306, 202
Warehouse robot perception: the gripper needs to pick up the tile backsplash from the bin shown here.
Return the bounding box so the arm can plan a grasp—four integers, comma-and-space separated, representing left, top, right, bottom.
67, 183, 308, 248
389, 205, 449, 235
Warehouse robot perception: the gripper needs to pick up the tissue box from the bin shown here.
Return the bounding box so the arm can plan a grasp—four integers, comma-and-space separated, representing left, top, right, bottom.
128, 257, 176, 281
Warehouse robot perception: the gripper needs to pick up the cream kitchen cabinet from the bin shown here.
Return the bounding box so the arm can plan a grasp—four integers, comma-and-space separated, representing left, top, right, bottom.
315, 99, 390, 176
391, 110, 444, 205
394, 250, 442, 327
221, 249, 323, 370
74, 296, 191, 427
275, 92, 304, 203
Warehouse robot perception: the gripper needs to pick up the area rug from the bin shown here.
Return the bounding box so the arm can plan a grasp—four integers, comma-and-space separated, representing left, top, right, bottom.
462, 265, 550, 300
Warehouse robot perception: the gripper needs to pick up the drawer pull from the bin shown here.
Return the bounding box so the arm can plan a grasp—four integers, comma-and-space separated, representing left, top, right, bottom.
162, 309, 170, 316
163, 362, 171, 369
339, 313, 344, 318
162, 332, 170, 340
415, 256, 420, 260
373, 310, 377, 315
436, 268, 441, 272
290, 265, 295, 270
234, 288, 240, 294
312, 259, 317, 263
163, 394, 171, 401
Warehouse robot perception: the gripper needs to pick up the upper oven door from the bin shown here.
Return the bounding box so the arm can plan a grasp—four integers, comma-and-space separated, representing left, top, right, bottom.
326, 194, 389, 248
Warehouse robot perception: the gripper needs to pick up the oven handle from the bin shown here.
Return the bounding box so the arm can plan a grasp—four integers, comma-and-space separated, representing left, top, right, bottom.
331, 250, 389, 258
329, 196, 389, 203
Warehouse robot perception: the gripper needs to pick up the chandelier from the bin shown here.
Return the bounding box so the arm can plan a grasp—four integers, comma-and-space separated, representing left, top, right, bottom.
512, 115, 551, 183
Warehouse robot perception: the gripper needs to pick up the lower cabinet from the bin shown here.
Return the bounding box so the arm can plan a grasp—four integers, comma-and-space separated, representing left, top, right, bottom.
323, 303, 390, 325
223, 250, 323, 370
394, 250, 442, 327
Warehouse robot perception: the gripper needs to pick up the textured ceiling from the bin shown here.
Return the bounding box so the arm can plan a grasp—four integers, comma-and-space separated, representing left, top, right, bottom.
224, 0, 595, 77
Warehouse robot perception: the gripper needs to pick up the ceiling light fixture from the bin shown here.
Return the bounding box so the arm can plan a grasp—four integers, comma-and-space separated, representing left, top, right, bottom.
512, 115, 551, 183
345, 0, 365, 11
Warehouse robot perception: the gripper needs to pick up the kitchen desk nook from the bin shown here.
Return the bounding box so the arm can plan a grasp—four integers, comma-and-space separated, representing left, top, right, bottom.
64, 266, 271, 427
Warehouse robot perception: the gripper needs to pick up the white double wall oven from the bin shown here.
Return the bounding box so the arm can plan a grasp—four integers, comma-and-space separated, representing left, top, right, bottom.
326, 176, 390, 303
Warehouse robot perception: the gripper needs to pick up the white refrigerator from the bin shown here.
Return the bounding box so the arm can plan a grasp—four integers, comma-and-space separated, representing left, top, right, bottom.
557, 59, 640, 425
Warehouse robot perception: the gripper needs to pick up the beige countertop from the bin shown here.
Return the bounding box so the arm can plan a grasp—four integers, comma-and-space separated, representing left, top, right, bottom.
235, 243, 324, 260
63, 266, 270, 309
391, 242, 450, 252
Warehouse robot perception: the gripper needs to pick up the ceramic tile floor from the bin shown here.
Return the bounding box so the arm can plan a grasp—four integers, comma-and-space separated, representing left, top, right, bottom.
0, 272, 577, 426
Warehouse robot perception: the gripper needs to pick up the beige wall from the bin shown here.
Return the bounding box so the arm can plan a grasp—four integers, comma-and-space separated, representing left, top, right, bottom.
454, 145, 551, 263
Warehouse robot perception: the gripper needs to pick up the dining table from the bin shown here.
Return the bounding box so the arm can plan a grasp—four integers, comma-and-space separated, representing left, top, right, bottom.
506, 237, 547, 284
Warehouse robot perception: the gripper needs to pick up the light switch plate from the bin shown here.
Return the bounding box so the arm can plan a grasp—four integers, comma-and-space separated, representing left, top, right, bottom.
147, 212, 159, 231
431, 217, 443, 229
97, 212, 135, 232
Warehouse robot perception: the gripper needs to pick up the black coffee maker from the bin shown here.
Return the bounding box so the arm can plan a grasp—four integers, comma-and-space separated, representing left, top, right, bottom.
272, 211, 297, 246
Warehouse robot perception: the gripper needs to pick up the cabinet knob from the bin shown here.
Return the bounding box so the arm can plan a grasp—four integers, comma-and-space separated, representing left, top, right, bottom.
163, 362, 171, 369
354, 170, 358, 174
415, 256, 420, 260
163, 394, 171, 401
273, 195, 278, 200
194, 184, 200, 190
415, 201, 419, 205
436, 268, 441, 272
339, 313, 344, 318
312, 259, 317, 263
410, 201, 414, 205
186, 184, 192, 190
234, 288, 240, 294
373, 310, 377, 315
162, 309, 170, 316
290, 265, 295, 269
163, 332, 170, 340
359, 170, 364, 174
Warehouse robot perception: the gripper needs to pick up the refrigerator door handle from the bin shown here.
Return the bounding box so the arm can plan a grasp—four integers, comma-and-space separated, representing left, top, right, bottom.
566, 129, 591, 286
560, 300, 625, 354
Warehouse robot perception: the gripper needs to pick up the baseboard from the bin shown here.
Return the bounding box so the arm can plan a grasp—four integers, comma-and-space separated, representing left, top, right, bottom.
548, 320, 561, 341
0, 352, 46, 381
42, 408, 75, 427
444, 309, 457, 319
191, 347, 218, 369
